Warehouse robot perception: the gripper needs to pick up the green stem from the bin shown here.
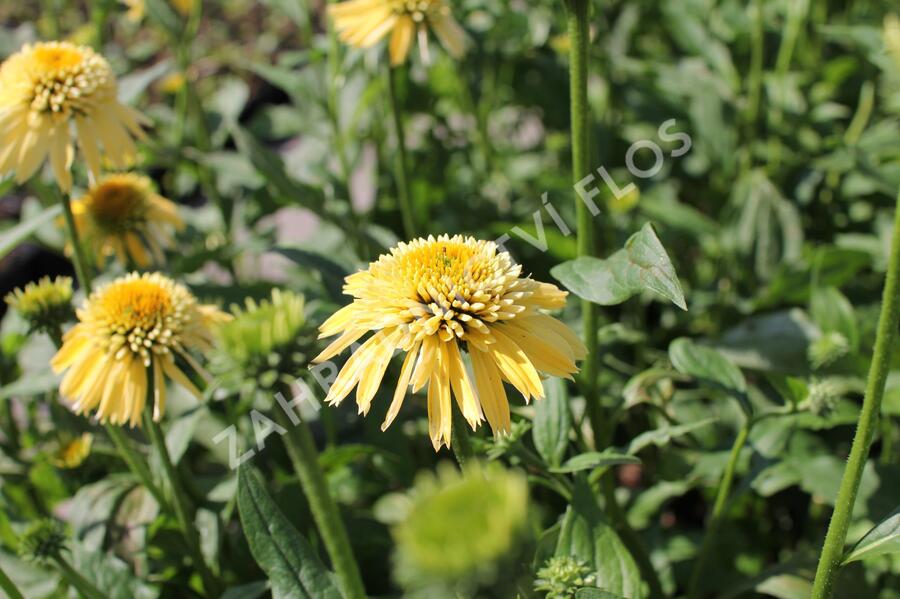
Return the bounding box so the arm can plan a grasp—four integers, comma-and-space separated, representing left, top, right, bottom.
59, 191, 93, 293
688, 421, 751, 599
89, 0, 110, 50
275, 407, 366, 599
450, 408, 476, 467
566, 0, 600, 440
143, 406, 221, 597
811, 190, 900, 598
0, 564, 25, 599
386, 65, 417, 239
105, 425, 169, 510
53, 554, 106, 599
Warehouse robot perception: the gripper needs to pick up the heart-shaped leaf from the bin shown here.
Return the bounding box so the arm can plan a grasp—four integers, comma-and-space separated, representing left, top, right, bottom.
551, 223, 686, 310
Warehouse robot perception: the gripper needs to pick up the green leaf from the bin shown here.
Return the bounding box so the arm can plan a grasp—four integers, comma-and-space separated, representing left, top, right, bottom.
627, 418, 718, 454
810, 287, 859, 352
575, 590, 627, 599
236, 466, 343, 599
550, 451, 640, 474
533, 378, 571, 467
551, 223, 686, 310
69, 542, 157, 599
842, 506, 900, 564
555, 480, 642, 598
0, 204, 62, 261
231, 127, 326, 213
143, 0, 183, 38
669, 338, 748, 410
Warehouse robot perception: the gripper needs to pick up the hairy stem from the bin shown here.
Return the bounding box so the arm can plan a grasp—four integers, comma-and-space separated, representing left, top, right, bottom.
811, 189, 900, 598
275, 407, 367, 599
451, 408, 476, 467
105, 425, 169, 510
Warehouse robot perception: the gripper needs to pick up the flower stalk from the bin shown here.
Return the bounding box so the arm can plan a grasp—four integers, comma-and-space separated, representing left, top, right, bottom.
143, 401, 222, 597
565, 0, 600, 437
451, 408, 476, 467
59, 191, 94, 293
687, 421, 751, 598
386, 65, 417, 239
274, 400, 366, 599
811, 189, 900, 598
52, 554, 106, 599
0, 565, 24, 599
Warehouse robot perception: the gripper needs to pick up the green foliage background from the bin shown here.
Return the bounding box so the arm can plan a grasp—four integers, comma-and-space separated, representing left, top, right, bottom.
0, 0, 899, 597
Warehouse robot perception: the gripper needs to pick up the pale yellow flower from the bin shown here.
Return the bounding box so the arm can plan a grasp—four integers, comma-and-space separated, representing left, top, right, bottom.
71, 173, 183, 268
51, 273, 228, 427
0, 42, 146, 192
314, 235, 585, 450
329, 0, 466, 66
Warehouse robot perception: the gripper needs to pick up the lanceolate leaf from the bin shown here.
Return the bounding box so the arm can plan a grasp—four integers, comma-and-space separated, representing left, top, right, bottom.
551, 223, 687, 310
533, 378, 572, 467
627, 418, 718, 454
555, 480, 642, 598
550, 452, 640, 474
0, 204, 62, 261
236, 466, 343, 599
842, 506, 900, 565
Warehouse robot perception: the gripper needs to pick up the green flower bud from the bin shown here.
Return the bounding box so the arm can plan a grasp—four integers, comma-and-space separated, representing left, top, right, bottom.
211, 289, 313, 396
5, 276, 74, 337
804, 378, 842, 419
534, 556, 596, 598
19, 519, 66, 563
393, 462, 529, 590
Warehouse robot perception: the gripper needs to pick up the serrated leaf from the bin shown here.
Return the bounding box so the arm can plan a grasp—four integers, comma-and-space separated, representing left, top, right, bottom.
533, 378, 571, 467
842, 506, 900, 564
0, 204, 62, 261
549, 451, 640, 474
627, 418, 717, 454
237, 466, 343, 599
555, 480, 642, 598
551, 223, 686, 310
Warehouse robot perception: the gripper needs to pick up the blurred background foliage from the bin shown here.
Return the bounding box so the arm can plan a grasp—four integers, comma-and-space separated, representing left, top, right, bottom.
1, 0, 899, 597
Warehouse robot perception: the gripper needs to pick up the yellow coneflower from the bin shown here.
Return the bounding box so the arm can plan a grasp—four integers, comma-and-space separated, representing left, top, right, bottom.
71, 173, 183, 268
329, 0, 466, 66
313, 235, 586, 450
0, 42, 146, 192
51, 272, 228, 427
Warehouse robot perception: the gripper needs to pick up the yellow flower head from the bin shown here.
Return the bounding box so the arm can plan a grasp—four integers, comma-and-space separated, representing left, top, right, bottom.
51, 272, 229, 427
329, 0, 467, 66
314, 235, 586, 450
71, 173, 184, 268
0, 42, 146, 192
